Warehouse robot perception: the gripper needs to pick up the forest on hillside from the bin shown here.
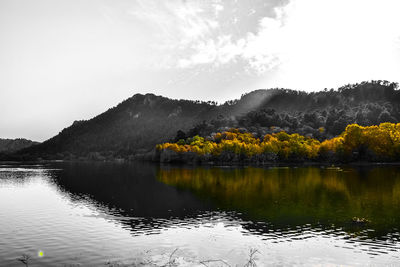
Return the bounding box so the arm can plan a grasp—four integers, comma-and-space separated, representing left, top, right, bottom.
5, 80, 400, 161
0, 138, 38, 154
176, 81, 400, 142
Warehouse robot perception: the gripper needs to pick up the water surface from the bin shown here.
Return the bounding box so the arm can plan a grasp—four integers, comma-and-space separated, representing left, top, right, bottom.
0, 162, 399, 266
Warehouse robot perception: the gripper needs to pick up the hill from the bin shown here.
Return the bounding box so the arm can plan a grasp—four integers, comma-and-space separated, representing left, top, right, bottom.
15, 94, 221, 160
0, 138, 39, 154
12, 80, 400, 160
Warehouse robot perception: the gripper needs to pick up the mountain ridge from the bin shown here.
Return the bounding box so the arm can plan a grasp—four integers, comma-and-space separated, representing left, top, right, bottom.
0, 138, 39, 154
9, 80, 400, 160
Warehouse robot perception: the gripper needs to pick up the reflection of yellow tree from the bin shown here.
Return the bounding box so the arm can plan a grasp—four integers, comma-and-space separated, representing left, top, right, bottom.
158, 167, 351, 203
157, 166, 400, 235
157, 123, 400, 161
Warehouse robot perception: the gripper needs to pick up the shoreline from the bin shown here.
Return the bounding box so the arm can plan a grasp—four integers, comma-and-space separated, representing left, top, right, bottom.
3, 157, 400, 168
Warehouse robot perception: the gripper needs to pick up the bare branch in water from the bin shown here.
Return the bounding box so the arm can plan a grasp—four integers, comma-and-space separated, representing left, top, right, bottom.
199, 259, 232, 267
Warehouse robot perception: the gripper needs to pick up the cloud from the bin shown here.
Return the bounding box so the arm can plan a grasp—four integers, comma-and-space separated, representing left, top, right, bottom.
124, 0, 223, 69
173, 5, 285, 72
128, 0, 289, 71
177, 35, 246, 68
172, 0, 400, 88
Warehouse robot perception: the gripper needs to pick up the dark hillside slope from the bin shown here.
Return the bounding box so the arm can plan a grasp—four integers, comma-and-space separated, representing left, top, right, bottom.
0, 138, 39, 153
21, 94, 219, 159
242, 81, 400, 112
170, 81, 400, 141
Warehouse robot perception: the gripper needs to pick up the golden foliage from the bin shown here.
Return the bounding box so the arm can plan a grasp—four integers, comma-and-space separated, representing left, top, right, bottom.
157, 123, 400, 161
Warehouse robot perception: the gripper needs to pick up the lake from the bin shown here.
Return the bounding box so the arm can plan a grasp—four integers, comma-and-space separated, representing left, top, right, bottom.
0, 162, 400, 266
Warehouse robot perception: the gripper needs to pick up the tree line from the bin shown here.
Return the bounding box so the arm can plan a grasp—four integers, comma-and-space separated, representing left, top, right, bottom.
157, 123, 400, 163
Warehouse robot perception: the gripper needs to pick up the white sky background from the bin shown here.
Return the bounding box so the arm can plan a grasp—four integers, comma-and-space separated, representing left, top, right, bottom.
1, 0, 400, 141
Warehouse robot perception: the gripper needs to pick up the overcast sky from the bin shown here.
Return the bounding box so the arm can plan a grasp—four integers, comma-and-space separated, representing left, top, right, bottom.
1, 0, 400, 141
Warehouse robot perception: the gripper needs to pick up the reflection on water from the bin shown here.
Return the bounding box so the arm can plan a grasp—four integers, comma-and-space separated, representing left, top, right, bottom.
0, 162, 399, 266
158, 166, 400, 239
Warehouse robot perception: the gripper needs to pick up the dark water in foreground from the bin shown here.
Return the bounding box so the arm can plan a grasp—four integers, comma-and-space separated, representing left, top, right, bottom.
0, 162, 400, 266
